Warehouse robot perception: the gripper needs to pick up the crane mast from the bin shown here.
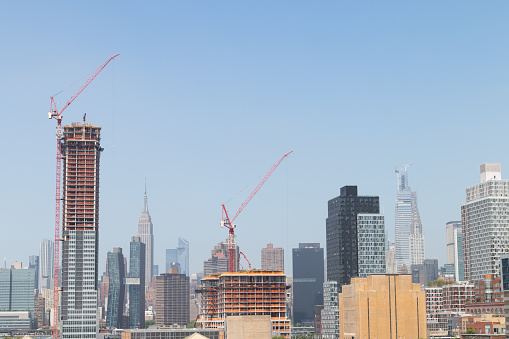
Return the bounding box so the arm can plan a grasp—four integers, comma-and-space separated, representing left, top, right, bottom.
49, 54, 118, 339
221, 151, 292, 272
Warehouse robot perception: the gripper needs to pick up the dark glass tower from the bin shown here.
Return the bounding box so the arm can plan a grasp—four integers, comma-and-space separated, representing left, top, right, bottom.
326, 186, 379, 289
106, 248, 125, 329
128, 237, 145, 329
292, 243, 324, 326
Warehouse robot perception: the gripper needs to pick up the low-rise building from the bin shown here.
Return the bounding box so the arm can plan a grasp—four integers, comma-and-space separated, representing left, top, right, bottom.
459, 313, 505, 337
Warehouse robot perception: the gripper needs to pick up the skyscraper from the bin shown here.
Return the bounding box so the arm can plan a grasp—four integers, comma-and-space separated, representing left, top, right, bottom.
61, 121, 102, 338
137, 185, 154, 287
165, 238, 189, 276
357, 214, 386, 276
28, 256, 39, 291
261, 243, 284, 272
395, 164, 425, 272
203, 240, 238, 276
462, 163, 509, 281
446, 221, 461, 265
39, 239, 54, 291
292, 243, 324, 326
454, 227, 464, 281
0, 268, 36, 328
326, 186, 380, 287
128, 236, 145, 329
106, 248, 125, 329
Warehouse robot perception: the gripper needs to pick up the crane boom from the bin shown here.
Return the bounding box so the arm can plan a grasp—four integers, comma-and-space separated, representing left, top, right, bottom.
222, 151, 293, 272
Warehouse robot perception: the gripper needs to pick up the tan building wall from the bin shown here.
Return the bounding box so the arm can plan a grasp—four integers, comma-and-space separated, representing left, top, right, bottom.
226, 315, 271, 339
338, 274, 426, 339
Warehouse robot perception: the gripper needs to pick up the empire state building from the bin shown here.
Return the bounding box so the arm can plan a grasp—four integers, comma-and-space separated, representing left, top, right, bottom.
137, 185, 154, 287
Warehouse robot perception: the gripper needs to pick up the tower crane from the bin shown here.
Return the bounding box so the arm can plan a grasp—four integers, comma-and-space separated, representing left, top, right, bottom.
221, 151, 293, 272
48, 54, 119, 339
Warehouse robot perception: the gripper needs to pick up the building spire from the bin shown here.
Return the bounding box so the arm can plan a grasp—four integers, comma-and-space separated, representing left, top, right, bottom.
143, 179, 149, 214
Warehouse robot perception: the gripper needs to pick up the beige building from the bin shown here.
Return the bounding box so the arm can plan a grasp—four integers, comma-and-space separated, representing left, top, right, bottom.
338, 274, 426, 339
226, 315, 272, 339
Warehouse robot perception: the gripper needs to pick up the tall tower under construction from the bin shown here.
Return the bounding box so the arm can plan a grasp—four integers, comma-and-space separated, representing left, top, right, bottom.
61, 121, 102, 338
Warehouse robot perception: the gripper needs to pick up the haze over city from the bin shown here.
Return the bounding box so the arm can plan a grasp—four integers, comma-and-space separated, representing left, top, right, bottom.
1, 1, 509, 277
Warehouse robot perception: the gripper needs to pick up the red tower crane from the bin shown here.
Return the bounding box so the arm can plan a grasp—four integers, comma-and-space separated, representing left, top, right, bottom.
48, 54, 119, 339
221, 151, 293, 272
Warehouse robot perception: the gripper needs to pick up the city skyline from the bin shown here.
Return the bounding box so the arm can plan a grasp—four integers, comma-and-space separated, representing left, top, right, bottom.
2, 2, 509, 277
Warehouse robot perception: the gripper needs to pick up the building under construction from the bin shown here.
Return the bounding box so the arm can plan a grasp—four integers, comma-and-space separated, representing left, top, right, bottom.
196, 270, 290, 338
61, 121, 102, 338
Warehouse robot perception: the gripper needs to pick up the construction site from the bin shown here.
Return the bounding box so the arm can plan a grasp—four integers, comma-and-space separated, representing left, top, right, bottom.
196, 269, 291, 338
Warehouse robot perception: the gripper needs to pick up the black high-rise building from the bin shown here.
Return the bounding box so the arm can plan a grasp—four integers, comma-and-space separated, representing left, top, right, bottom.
106, 248, 125, 329
326, 186, 379, 288
292, 243, 324, 327
128, 236, 146, 329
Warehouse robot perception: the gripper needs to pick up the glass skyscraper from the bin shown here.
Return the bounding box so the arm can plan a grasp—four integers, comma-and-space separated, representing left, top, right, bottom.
395, 164, 425, 273
106, 248, 125, 329
39, 239, 53, 291
128, 236, 145, 329
165, 237, 189, 276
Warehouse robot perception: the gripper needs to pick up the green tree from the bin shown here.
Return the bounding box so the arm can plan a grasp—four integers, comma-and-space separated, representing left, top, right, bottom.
187, 320, 196, 328
145, 319, 156, 328
466, 327, 476, 334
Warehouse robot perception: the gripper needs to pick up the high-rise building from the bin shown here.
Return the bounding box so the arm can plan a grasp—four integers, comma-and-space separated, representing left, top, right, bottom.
500, 254, 509, 334
395, 164, 425, 272
106, 248, 125, 329
28, 255, 39, 291
292, 243, 324, 326
357, 214, 386, 276
196, 270, 290, 338
203, 240, 238, 276
137, 185, 154, 287
385, 241, 397, 274
462, 163, 509, 282
39, 239, 54, 291
0, 268, 36, 328
338, 275, 426, 339
261, 243, 284, 272
165, 237, 190, 276
442, 282, 474, 312
454, 227, 464, 281
60, 121, 102, 338
326, 186, 380, 287
155, 269, 190, 326
128, 236, 146, 329
446, 221, 461, 265
320, 281, 339, 339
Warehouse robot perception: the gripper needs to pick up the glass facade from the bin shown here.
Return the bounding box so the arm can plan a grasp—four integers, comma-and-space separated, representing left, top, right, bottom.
106, 248, 125, 329
165, 238, 189, 276
292, 243, 324, 326
0, 268, 36, 328
326, 186, 379, 287
129, 237, 146, 329
39, 239, 54, 291
357, 214, 386, 276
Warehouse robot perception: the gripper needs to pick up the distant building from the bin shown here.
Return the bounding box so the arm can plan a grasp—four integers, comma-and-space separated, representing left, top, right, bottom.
395, 164, 425, 272
338, 275, 426, 339
474, 275, 503, 303
165, 237, 189, 276
137, 185, 154, 288
320, 281, 339, 339
106, 248, 125, 329
462, 163, 509, 281
385, 241, 397, 274
0, 267, 36, 328
196, 270, 290, 338
326, 186, 380, 287
203, 240, 238, 276
446, 221, 461, 265
261, 243, 284, 272
357, 214, 386, 276
292, 243, 324, 326
442, 282, 474, 312
39, 239, 54, 291
155, 269, 190, 326
28, 255, 39, 291
128, 236, 146, 329
454, 227, 464, 281
412, 258, 439, 286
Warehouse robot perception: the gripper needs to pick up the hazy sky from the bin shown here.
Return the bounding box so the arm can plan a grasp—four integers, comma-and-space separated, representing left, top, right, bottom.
1, 2, 509, 277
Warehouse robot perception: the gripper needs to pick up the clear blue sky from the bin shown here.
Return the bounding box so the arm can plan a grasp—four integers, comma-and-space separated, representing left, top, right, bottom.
1, 2, 509, 276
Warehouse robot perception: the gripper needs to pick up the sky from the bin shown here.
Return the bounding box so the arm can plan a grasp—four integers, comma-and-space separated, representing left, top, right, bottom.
1, 1, 509, 277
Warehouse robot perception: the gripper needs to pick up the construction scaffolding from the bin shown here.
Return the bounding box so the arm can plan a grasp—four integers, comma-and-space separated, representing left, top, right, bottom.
196, 270, 291, 338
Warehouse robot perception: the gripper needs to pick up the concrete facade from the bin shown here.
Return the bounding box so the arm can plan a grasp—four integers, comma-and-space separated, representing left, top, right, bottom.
338, 274, 426, 339
226, 315, 271, 339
